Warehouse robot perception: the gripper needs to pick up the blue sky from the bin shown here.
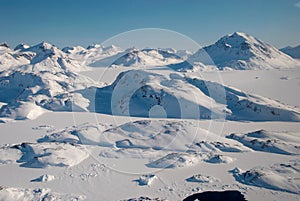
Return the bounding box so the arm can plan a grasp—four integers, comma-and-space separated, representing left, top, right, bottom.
1, 0, 300, 49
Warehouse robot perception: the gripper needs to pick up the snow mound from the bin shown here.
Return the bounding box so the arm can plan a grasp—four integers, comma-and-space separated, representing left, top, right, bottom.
101, 120, 204, 151
227, 130, 300, 155
186, 32, 300, 70
280, 45, 300, 59
0, 144, 22, 164
204, 153, 235, 164
0, 101, 47, 120
38, 122, 108, 145
31, 174, 55, 182
134, 174, 157, 186
146, 152, 203, 169
38, 130, 80, 144
231, 161, 300, 194
189, 141, 247, 153
42, 120, 229, 152
36, 120, 208, 159
0, 187, 85, 201
146, 151, 234, 169
186, 174, 220, 183
1, 142, 89, 168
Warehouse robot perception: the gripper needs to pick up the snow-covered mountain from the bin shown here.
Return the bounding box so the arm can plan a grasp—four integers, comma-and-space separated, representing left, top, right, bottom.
0, 69, 96, 120
14, 43, 30, 51
184, 32, 300, 70
92, 70, 300, 121
0, 42, 102, 120
0, 43, 11, 54
280, 45, 300, 59
63, 44, 123, 65
109, 48, 184, 67
0, 42, 88, 72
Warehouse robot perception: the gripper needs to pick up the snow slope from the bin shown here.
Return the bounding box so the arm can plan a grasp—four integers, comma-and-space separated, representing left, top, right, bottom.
227, 129, 300, 155
0, 142, 89, 168
232, 160, 300, 194
92, 69, 300, 121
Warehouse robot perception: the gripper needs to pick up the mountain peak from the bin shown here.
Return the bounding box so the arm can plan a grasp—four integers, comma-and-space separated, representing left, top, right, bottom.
37, 41, 55, 50
214, 32, 256, 50
0, 42, 10, 48
231, 31, 249, 38
25, 41, 59, 55
87, 44, 103, 50
14, 43, 30, 51
189, 32, 299, 70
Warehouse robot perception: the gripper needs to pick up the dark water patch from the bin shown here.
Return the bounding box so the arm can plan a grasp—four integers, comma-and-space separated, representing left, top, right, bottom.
183, 190, 247, 201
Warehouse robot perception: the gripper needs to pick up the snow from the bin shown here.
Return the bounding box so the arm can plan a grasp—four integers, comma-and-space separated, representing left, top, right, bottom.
63, 44, 123, 66
92, 69, 300, 121
186, 174, 220, 183
110, 48, 184, 67
180, 32, 300, 70
227, 130, 300, 155
0, 145, 22, 164
0, 33, 300, 201
31, 174, 55, 182
0, 142, 89, 168
231, 161, 300, 194
146, 152, 203, 169
204, 153, 235, 164
134, 174, 157, 186
0, 101, 47, 120
0, 187, 85, 201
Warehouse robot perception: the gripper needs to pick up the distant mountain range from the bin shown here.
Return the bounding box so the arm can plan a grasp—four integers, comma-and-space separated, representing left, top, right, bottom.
1, 32, 299, 71
280, 45, 300, 59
